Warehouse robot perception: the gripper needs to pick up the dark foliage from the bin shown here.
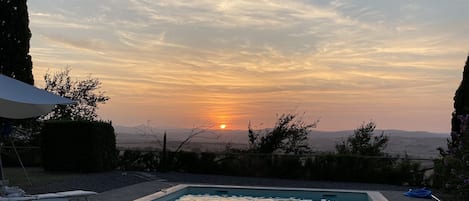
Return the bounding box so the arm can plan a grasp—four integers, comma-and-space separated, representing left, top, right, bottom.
0, 146, 41, 167
41, 120, 117, 172
335, 121, 389, 156
433, 56, 469, 200
0, 0, 34, 84
248, 113, 317, 154
0, 118, 42, 146
453, 56, 469, 117
43, 68, 109, 121
0, 0, 37, 146
116, 150, 424, 185
117, 150, 159, 171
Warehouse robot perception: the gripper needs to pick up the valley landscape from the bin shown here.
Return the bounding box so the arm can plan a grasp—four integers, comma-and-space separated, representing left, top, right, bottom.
115, 125, 448, 159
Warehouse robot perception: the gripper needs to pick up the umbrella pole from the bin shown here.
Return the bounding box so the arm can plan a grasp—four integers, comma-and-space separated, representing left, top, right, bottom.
9, 138, 32, 186
0, 142, 4, 183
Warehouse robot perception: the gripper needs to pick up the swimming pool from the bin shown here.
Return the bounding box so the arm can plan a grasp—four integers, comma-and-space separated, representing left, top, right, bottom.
135, 184, 389, 201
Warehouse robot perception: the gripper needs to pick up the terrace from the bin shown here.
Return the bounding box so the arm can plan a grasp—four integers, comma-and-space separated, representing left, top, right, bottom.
10, 169, 439, 201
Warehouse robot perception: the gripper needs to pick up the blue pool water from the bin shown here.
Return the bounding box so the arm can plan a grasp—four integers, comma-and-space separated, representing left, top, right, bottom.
176, 194, 314, 200
136, 185, 387, 201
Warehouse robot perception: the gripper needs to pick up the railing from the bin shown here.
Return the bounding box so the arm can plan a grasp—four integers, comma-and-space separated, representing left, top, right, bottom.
117, 149, 435, 185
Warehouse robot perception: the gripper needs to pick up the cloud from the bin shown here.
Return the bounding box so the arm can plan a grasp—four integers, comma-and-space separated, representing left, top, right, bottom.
30, 12, 94, 29
127, 0, 358, 29
28, 0, 469, 131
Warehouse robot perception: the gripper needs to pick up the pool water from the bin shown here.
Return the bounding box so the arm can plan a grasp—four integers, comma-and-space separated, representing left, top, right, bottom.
135, 185, 388, 201
176, 194, 314, 201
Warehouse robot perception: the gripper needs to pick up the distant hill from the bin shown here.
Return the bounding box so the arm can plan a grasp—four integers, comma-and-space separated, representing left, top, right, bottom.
114, 125, 449, 159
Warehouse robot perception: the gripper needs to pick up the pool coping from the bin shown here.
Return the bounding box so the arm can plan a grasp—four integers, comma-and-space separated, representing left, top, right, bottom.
134, 184, 389, 201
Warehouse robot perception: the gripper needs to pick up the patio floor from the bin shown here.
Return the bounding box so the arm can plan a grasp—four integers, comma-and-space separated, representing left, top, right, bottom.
85, 172, 431, 201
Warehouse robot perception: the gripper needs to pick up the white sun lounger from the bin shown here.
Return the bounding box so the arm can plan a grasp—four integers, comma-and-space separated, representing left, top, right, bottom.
0, 190, 97, 201
54, 190, 97, 201
34, 193, 67, 201
0, 197, 37, 201
0, 197, 67, 201
35, 190, 97, 201
35, 199, 68, 201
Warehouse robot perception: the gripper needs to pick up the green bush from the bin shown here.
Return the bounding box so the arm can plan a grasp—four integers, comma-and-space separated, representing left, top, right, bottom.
117, 150, 159, 171
0, 147, 41, 167
302, 154, 422, 185
433, 114, 469, 200
116, 149, 424, 185
394, 155, 423, 186
172, 151, 199, 172
270, 155, 303, 178
196, 152, 218, 173
41, 120, 117, 172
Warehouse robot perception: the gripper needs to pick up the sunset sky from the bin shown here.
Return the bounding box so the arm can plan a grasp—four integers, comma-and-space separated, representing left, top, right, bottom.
27, 0, 469, 133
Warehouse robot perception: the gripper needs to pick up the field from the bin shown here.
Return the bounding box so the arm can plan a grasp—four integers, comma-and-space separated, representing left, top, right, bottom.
115, 126, 448, 159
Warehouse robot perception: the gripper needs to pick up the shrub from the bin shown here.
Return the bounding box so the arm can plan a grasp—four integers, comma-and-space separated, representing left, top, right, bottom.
248, 113, 317, 154
41, 120, 117, 172
0, 147, 41, 167
115, 149, 424, 185
433, 114, 469, 199
117, 150, 159, 171
336, 122, 388, 156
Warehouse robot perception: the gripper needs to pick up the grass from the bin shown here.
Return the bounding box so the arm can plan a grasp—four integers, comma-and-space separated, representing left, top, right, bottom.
2, 167, 80, 187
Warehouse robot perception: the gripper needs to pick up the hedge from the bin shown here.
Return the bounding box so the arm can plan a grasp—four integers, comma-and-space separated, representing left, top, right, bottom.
117, 150, 425, 185
41, 120, 117, 172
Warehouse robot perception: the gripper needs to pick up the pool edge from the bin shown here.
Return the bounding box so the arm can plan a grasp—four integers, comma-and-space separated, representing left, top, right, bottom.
134, 184, 389, 201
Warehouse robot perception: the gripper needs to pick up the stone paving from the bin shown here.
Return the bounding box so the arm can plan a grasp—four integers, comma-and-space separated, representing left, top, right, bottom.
23, 171, 150, 194
22, 171, 438, 201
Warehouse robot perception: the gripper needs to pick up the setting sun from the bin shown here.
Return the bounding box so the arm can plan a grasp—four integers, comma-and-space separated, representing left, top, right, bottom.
25, 0, 466, 133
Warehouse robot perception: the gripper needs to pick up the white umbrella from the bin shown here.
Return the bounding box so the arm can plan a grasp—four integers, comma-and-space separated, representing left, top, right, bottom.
0, 74, 74, 119
0, 74, 74, 186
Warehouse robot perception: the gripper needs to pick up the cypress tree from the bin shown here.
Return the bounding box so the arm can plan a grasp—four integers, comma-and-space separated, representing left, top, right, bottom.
0, 1, 35, 181
434, 55, 469, 198
0, 0, 34, 84
452, 55, 469, 132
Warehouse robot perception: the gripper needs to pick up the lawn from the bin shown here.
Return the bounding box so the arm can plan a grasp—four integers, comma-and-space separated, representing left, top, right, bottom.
2, 167, 80, 187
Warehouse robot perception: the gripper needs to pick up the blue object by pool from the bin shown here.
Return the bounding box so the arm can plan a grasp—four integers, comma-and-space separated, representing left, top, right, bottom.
404, 188, 432, 198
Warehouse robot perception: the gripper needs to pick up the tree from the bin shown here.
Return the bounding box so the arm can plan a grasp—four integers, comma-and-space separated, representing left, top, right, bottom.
0, 0, 34, 84
448, 55, 469, 158
248, 113, 317, 154
43, 68, 109, 121
175, 124, 217, 152
433, 55, 469, 199
335, 121, 388, 156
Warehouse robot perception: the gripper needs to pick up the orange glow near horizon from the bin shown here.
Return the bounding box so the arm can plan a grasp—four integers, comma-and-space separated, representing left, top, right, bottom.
27, 0, 468, 133
219, 124, 227, 129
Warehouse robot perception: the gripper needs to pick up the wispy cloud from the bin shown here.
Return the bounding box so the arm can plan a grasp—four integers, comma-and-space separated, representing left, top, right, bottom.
27, 0, 469, 132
